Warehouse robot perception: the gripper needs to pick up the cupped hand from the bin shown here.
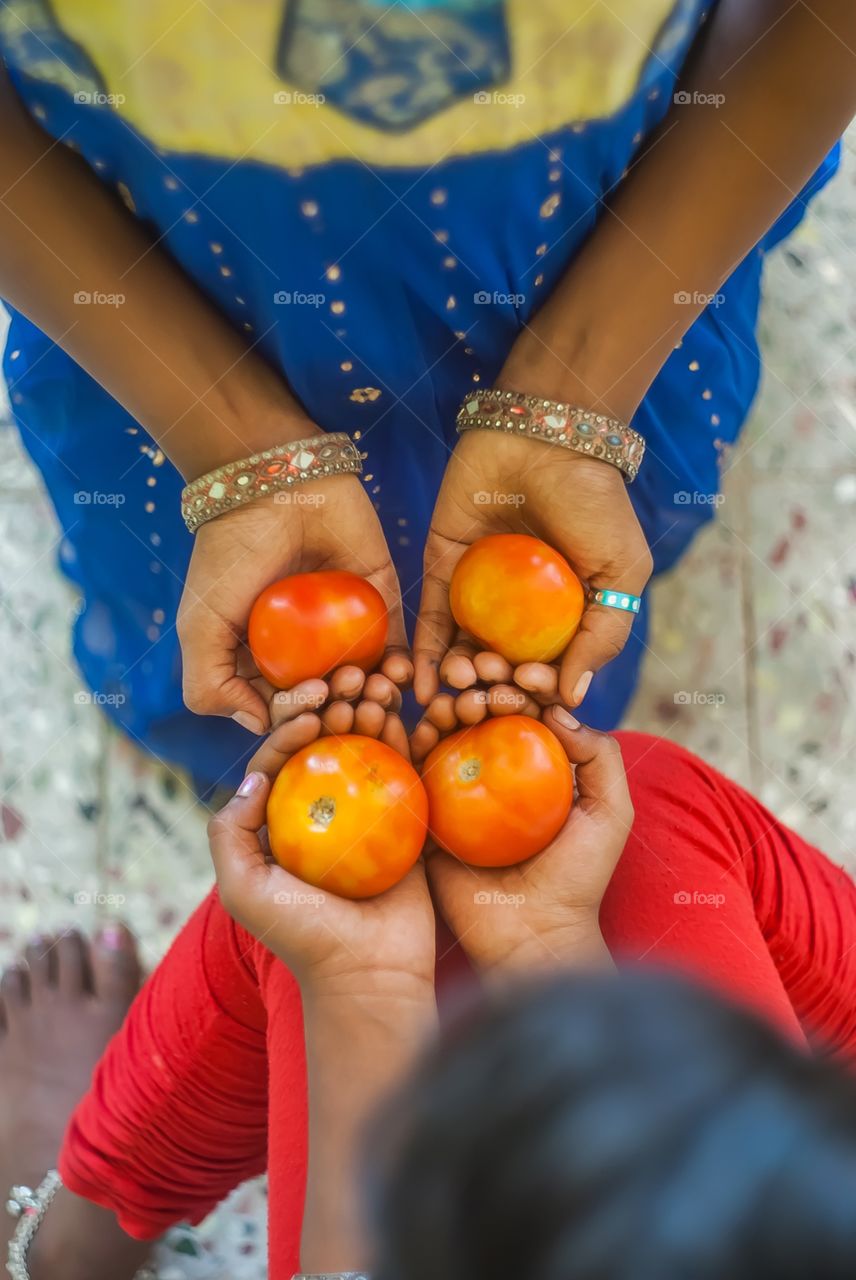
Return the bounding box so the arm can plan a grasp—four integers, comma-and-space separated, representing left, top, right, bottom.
413, 430, 652, 708
425, 706, 634, 976
207, 697, 436, 997
178, 473, 412, 737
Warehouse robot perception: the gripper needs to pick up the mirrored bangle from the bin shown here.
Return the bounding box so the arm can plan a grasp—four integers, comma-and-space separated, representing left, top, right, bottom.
456, 389, 645, 482
181, 432, 364, 533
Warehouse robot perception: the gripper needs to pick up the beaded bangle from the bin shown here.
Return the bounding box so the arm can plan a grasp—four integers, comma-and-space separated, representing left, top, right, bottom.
181, 432, 363, 533
456, 390, 645, 482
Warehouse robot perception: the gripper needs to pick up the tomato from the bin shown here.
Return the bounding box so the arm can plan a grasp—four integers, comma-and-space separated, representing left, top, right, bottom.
267, 735, 428, 899
422, 715, 573, 867
248, 570, 388, 688
449, 533, 585, 665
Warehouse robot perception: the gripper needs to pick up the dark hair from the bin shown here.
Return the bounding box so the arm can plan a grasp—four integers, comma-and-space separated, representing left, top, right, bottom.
370, 970, 856, 1280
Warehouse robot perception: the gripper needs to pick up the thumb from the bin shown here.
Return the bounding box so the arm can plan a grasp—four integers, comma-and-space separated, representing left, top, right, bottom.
413, 535, 465, 704
207, 770, 272, 902
180, 610, 271, 733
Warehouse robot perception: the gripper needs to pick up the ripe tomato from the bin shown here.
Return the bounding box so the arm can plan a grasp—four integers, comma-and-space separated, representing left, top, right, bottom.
450, 533, 585, 665
248, 570, 388, 688
423, 715, 573, 867
267, 735, 428, 899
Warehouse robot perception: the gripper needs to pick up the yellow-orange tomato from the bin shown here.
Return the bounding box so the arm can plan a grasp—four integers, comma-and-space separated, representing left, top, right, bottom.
422, 715, 573, 867
450, 533, 584, 665
248, 570, 388, 689
267, 735, 428, 899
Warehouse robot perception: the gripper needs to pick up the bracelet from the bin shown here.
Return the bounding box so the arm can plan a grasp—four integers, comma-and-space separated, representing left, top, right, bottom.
181, 432, 364, 533
292, 1274, 372, 1279
6, 1171, 156, 1280
456, 389, 645, 482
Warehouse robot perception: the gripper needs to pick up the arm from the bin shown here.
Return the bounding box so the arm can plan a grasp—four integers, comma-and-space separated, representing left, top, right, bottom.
501, 0, 856, 418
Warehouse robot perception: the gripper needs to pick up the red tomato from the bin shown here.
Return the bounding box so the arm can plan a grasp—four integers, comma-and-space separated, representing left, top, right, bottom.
450, 533, 585, 665
423, 715, 573, 867
267, 735, 428, 899
248, 570, 388, 688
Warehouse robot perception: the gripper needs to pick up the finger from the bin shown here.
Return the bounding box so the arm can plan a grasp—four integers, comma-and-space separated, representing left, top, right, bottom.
439, 634, 479, 691
514, 662, 559, 702
558, 605, 636, 708
414, 563, 459, 705
179, 612, 270, 733
486, 684, 540, 717
270, 680, 329, 728
328, 665, 366, 702
380, 647, 414, 689
320, 701, 355, 735
454, 688, 489, 725
207, 770, 272, 882
410, 718, 440, 766
542, 706, 633, 826
425, 693, 458, 732
245, 711, 322, 778
363, 672, 402, 711
473, 651, 514, 685
353, 699, 387, 738
380, 712, 411, 761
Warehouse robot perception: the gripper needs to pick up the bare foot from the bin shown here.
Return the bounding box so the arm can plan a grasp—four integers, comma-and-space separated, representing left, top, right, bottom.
0, 926, 153, 1280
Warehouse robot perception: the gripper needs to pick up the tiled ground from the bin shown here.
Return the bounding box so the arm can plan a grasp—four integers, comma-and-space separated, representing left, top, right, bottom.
0, 140, 854, 1276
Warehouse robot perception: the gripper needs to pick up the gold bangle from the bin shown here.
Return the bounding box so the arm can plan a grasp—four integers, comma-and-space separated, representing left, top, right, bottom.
456, 390, 645, 482
181, 432, 363, 533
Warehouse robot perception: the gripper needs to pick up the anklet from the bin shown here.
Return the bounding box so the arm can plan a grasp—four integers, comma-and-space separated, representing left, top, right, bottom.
6, 1171, 157, 1280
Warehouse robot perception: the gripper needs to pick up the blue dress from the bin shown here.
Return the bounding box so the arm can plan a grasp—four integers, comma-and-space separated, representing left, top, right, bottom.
0, 0, 838, 790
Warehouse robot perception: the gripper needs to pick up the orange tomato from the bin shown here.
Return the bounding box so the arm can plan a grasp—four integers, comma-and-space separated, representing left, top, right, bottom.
423, 715, 573, 867
248, 570, 388, 688
450, 533, 585, 665
267, 735, 428, 899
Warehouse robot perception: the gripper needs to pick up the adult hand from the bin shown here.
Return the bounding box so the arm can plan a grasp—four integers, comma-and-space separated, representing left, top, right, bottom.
207, 700, 435, 998
413, 430, 651, 708
426, 706, 634, 976
178, 473, 412, 738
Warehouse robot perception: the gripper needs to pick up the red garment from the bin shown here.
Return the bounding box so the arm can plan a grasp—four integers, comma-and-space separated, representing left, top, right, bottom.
59, 733, 856, 1279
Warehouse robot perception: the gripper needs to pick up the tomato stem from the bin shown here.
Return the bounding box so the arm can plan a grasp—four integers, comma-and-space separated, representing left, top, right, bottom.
309, 795, 336, 829
458, 757, 481, 783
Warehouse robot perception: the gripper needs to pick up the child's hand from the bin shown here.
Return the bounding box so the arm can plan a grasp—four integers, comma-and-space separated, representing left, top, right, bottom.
425, 706, 633, 977
207, 703, 436, 1001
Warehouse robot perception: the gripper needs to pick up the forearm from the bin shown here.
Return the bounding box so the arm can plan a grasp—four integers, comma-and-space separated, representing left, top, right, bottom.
503, 0, 856, 420
0, 68, 311, 478
300, 985, 438, 1272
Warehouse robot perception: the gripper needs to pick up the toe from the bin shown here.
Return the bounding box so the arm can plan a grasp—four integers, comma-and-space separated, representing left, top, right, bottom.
91, 924, 142, 1006
56, 929, 93, 998
24, 935, 56, 995
0, 964, 30, 1019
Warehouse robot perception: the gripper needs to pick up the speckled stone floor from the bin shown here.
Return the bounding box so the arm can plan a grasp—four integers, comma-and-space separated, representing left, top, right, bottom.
1, 139, 854, 1277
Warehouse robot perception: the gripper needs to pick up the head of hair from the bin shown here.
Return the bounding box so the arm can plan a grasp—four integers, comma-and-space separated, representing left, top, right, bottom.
369, 969, 856, 1280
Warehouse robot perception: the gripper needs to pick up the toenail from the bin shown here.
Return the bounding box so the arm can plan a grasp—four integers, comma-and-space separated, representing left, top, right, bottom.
98, 924, 125, 949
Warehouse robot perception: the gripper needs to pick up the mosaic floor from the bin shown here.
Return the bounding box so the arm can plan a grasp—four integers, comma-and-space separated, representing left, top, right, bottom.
0, 138, 854, 1277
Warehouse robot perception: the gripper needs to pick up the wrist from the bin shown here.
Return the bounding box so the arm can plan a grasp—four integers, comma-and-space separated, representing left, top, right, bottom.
485, 914, 613, 981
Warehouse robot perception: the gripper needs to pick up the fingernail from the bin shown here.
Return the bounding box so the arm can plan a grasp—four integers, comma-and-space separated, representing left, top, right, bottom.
98, 924, 125, 950
232, 711, 264, 735
237, 771, 264, 797
553, 706, 581, 730
572, 671, 593, 706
